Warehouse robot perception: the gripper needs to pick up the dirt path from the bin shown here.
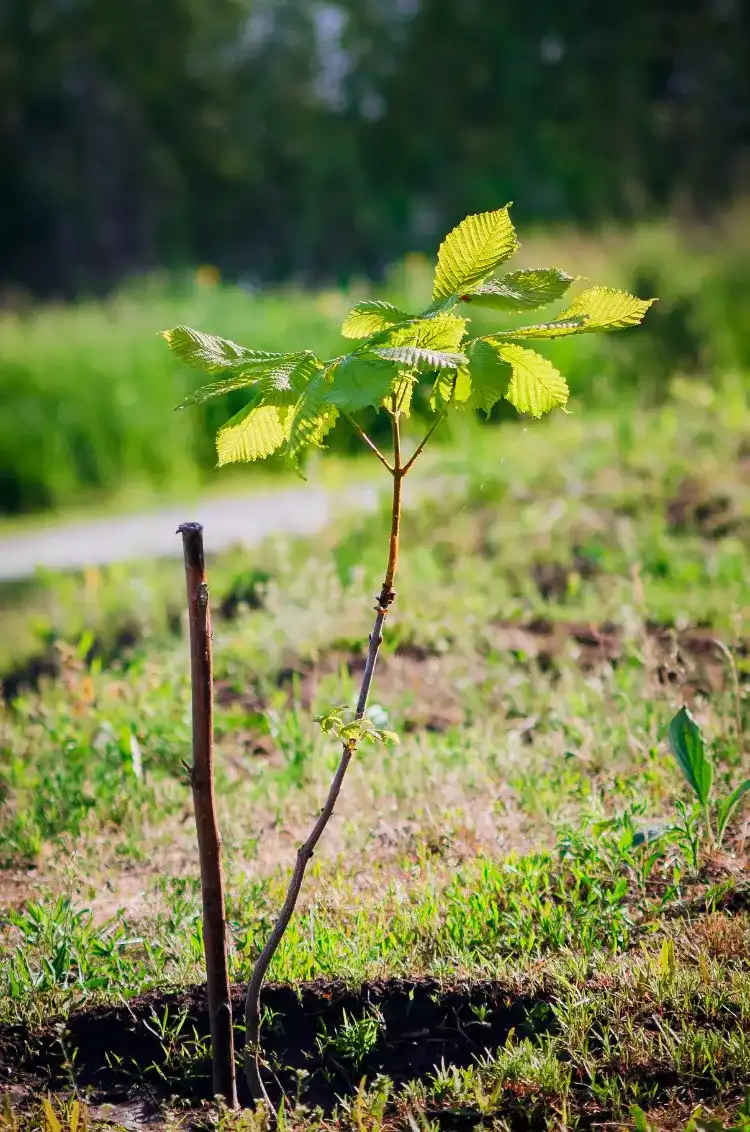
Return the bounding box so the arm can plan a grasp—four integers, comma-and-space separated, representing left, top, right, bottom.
0, 482, 380, 581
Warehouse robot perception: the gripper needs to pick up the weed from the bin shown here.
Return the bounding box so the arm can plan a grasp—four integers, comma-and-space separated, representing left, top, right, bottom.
668, 706, 750, 849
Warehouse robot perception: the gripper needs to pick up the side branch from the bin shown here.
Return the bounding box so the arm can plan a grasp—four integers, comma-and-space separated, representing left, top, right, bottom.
402, 373, 456, 476
344, 414, 393, 474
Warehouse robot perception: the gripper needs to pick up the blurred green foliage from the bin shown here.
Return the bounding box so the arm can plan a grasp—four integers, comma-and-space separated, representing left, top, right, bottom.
1, 0, 748, 294
1, 214, 749, 515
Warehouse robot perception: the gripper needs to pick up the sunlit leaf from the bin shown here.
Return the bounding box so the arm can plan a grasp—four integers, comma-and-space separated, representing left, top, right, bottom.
432, 207, 518, 301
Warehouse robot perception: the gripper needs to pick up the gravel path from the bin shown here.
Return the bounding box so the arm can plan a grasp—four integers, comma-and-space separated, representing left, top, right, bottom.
0, 482, 381, 581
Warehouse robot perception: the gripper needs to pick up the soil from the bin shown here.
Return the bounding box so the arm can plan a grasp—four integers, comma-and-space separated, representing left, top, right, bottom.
214, 619, 746, 735
665, 477, 744, 540
0, 978, 553, 1115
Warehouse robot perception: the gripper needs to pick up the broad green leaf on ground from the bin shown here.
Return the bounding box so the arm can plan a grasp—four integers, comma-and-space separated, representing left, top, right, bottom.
341, 301, 412, 339
557, 287, 655, 331
177, 350, 318, 408
500, 343, 569, 417
372, 346, 467, 371
461, 268, 574, 312
668, 706, 713, 806
432, 207, 519, 302
464, 338, 512, 414
215, 353, 323, 465
717, 780, 750, 842
163, 326, 285, 374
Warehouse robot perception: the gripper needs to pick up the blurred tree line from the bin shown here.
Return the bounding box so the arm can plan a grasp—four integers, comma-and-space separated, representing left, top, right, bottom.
1, 0, 748, 297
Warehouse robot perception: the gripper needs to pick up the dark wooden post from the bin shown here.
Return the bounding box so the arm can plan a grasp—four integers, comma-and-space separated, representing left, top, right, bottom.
178, 521, 237, 1107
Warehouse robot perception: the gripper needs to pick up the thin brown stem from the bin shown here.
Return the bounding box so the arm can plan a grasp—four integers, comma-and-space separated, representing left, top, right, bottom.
344, 413, 393, 474
243, 414, 404, 1108
402, 374, 456, 476
178, 522, 237, 1108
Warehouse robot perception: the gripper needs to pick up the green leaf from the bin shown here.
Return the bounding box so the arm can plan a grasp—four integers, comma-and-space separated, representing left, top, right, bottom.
462, 267, 574, 311
487, 287, 654, 342
177, 350, 317, 409
216, 398, 292, 465
315, 706, 399, 747
668, 706, 714, 807
716, 780, 750, 844
326, 354, 399, 412
341, 301, 412, 339
489, 317, 588, 341
176, 373, 261, 409
390, 371, 417, 416
464, 338, 512, 415
429, 367, 470, 410
631, 825, 669, 848
432, 206, 519, 301
214, 353, 323, 465
630, 1106, 653, 1132
284, 370, 339, 464
499, 343, 569, 417
164, 326, 285, 374
557, 286, 655, 331
372, 346, 467, 371
383, 313, 467, 353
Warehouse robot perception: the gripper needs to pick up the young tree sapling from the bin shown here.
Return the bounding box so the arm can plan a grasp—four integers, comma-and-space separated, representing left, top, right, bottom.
164, 206, 653, 1105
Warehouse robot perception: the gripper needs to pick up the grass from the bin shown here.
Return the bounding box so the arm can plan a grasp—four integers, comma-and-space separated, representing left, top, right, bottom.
2, 205, 750, 516
2, 371, 750, 1122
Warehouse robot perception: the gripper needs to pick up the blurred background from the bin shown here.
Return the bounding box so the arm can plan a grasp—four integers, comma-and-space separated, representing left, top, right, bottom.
1, 0, 749, 517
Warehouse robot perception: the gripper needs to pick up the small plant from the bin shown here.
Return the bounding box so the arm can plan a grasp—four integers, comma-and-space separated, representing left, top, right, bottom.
631, 1091, 750, 1132
668, 705, 750, 851
164, 205, 652, 1105
1, 1094, 91, 1132
316, 1007, 384, 1069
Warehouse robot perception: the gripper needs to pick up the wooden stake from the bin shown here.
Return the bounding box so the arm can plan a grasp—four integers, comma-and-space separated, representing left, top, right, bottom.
178, 521, 237, 1107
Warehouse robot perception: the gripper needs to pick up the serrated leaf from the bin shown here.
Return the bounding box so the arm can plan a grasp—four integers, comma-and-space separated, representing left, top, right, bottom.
216, 398, 291, 465
432, 207, 519, 301
490, 317, 589, 341
326, 354, 398, 412
176, 373, 260, 409
390, 371, 417, 416
464, 338, 512, 415
668, 706, 713, 807
177, 350, 317, 409
214, 353, 322, 465
383, 313, 467, 353
430, 366, 472, 410
557, 286, 655, 331
341, 300, 412, 339
488, 287, 654, 342
372, 346, 467, 371
499, 343, 569, 417
163, 326, 285, 374
285, 370, 339, 463
462, 268, 574, 311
